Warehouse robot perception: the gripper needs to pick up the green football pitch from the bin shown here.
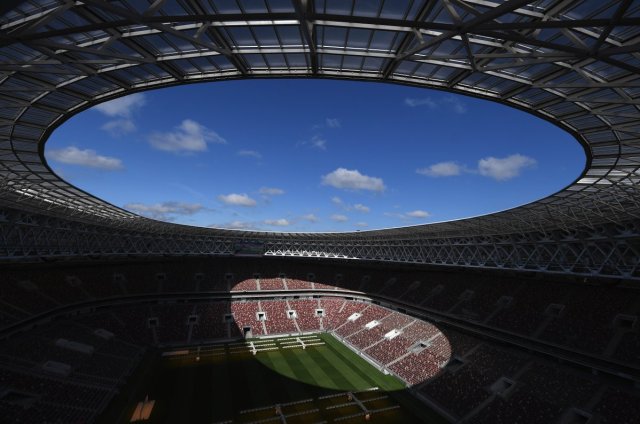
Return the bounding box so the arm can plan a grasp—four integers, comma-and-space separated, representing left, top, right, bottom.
99, 333, 447, 423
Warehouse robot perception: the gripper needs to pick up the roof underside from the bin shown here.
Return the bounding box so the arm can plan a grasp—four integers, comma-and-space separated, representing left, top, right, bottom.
1, 0, 640, 241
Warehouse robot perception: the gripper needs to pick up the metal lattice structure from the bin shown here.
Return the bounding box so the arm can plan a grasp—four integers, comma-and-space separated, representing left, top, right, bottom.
1, 0, 639, 278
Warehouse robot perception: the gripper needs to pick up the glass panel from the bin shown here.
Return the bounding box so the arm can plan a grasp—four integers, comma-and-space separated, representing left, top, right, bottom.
265, 53, 287, 67
226, 27, 258, 46
266, 0, 295, 13
239, 0, 269, 13
324, 0, 354, 15
370, 31, 396, 51
347, 28, 372, 49
212, 0, 242, 13
321, 26, 348, 47
252, 26, 280, 46
380, 0, 412, 19
276, 26, 303, 45
353, 0, 382, 18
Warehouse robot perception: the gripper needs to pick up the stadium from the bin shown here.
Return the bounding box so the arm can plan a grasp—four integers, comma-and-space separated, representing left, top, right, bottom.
1, 0, 640, 423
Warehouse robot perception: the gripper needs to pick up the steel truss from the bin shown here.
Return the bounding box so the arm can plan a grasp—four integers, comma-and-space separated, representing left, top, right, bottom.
1, 0, 640, 278
1, 205, 638, 278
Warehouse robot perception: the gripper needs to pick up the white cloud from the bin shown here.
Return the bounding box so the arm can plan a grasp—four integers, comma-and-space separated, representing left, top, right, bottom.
226, 221, 254, 229
322, 168, 385, 192
478, 154, 536, 181
217, 193, 257, 207
309, 135, 327, 150
48, 146, 123, 170
416, 155, 535, 180
124, 201, 203, 221
265, 218, 290, 226
405, 96, 466, 113
385, 209, 431, 221
443, 96, 467, 114
406, 210, 430, 218
259, 187, 285, 196
238, 150, 262, 159
356, 222, 368, 227
331, 214, 348, 222
383, 212, 402, 219
94, 94, 145, 138
325, 118, 341, 128
312, 118, 342, 130
149, 119, 226, 153
93, 93, 145, 118
404, 97, 437, 108
332, 198, 370, 213
302, 213, 318, 223
214, 220, 259, 230
417, 161, 463, 177
353, 203, 370, 213
101, 119, 136, 136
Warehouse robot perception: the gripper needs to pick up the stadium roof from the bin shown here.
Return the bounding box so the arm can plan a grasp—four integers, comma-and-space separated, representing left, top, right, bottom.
0, 0, 639, 276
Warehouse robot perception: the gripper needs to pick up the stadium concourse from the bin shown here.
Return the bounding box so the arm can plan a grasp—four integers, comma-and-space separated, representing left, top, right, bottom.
2, 0, 640, 423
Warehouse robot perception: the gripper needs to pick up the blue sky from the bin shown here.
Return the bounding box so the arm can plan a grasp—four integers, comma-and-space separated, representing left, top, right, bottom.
45, 79, 585, 232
